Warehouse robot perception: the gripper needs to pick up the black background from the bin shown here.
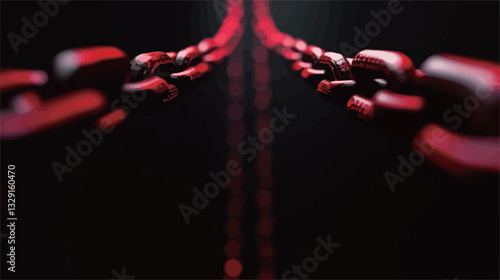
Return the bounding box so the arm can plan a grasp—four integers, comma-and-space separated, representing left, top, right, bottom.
1, 1, 499, 279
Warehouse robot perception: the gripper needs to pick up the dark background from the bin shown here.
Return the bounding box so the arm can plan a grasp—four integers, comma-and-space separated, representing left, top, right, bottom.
1, 1, 499, 279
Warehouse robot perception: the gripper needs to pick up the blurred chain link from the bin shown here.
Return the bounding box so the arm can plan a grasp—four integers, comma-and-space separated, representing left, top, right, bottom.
252, 0, 499, 176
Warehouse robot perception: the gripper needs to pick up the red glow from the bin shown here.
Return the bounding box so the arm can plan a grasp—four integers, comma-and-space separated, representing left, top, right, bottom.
373, 89, 425, 112
254, 115, 271, 131
203, 0, 244, 65
252, 0, 307, 65
294, 39, 307, 53
228, 103, 244, 121
226, 219, 241, 239
1, 89, 107, 140
203, 47, 231, 64
228, 178, 243, 195
256, 156, 273, 170
251, 33, 277, 275
227, 150, 242, 162
413, 124, 500, 174
259, 174, 275, 189
281, 48, 301, 61
301, 68, 325, 79
227, 122, 246, 149
420, 54, 500, 102
198, 38, 217, 54
73, 46, 126, 66
253, 45, 269, 63
224, 241, 241, 259
166, 52, 177, 60
255, 166, 271, 177
215, 18, 239, 46
176, 46, 200, 64
254, 93, 272, 111
122, 76, 169, 94
224, 38, 245, 276
228, 197, 243, 218
260, 245, 274, 258
255, 66, 271, 83
257, 189, 272, 207
0, 69, 48, 92
53, 46, 127, 81
228, 80, 243, 101
170, 62, 212, 80
224, 259, 243, 278
303, 45, 324, 63
258, 271, 274, 279
258, 217, 274, 237
96, 109, 127, 130
291, 60, 312, 72
228, 61, 244, 79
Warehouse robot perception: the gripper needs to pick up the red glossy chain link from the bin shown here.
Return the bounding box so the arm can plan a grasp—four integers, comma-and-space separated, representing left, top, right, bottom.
252, 0, 500, 176
1, 0, 245, 141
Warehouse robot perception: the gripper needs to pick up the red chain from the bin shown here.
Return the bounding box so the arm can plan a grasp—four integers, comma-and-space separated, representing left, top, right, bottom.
251, 0, 500, 176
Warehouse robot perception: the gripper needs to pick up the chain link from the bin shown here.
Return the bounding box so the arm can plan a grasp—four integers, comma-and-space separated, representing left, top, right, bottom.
0, 0, 245, 140
252, 0, 499, 175
1, 0, 498, 175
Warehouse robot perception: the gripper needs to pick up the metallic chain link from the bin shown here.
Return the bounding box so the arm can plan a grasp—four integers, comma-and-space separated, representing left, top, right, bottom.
252, 0, 499, 175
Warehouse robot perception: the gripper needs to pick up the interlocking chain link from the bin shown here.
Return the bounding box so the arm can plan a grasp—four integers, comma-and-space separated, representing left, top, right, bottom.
0, 0, 245, 140
252, 0, 500, 175
1, 0, 498, 175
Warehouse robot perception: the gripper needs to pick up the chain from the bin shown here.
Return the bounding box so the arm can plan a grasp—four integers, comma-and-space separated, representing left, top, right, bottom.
0, 0, 245, 141
0, 1, 498, 279
252, 0, 499, 176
